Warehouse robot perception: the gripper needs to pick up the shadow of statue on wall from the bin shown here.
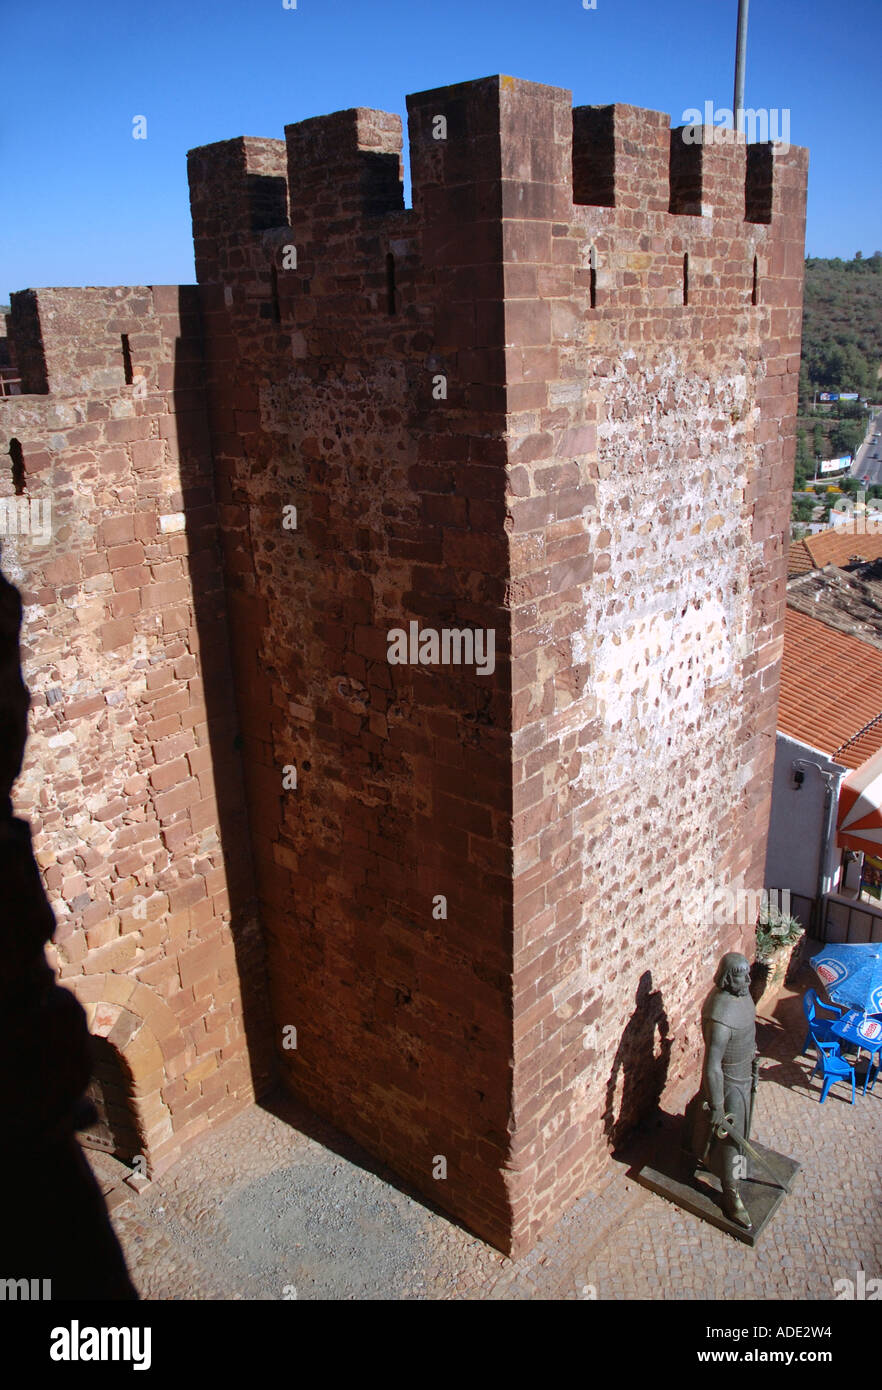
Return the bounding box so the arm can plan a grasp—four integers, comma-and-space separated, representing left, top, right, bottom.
603, 970, 672, 1151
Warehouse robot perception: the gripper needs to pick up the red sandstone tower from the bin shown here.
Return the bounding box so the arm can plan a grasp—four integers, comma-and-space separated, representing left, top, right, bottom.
2, 76, 807, 1256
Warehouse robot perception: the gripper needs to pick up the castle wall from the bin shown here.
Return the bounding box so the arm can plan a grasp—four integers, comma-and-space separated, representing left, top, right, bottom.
1, 285, 270, 1175
187, 102, 520, 1245
187, 76, 807, 1254
494, 84, 807, 1249
2, 72, 807, 1256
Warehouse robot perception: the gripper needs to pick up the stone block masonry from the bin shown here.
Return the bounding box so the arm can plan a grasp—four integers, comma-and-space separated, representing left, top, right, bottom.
2, 74, 807, 1256
0, 285, 272, 1179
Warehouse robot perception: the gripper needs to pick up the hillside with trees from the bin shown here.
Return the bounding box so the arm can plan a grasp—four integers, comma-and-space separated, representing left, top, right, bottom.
790, 254, 882, 498
799, 251, 882, 400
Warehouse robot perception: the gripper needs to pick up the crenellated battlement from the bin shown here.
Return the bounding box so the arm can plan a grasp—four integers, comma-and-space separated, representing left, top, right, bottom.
186, 77, 805, 286
2, 285, 204, 400
182, 75, 807, 381
285, 108, 405, 222
187, 137, 288, 287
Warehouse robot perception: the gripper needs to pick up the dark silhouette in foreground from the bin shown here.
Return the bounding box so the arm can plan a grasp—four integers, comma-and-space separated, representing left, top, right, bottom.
0, 564, 137, 1298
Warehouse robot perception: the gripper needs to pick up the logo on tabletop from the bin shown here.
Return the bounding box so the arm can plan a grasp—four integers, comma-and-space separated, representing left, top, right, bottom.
815, 959, 848, 987
858, 1018, 882, 1043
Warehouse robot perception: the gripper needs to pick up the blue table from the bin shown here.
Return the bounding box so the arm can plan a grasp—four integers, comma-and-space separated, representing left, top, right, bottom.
830, 1011, 882, 1095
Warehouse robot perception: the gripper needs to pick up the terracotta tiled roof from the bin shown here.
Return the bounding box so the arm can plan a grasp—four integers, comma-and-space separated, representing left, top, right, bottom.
786, 561, 882, 651
788, 524, 882, 575
779, 607, 882, 770
788, 539, 813, 574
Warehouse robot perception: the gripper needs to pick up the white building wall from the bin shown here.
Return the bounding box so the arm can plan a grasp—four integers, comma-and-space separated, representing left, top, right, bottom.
764, 732, 846, 913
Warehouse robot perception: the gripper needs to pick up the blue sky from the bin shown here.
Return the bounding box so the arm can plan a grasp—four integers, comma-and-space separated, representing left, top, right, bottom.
1, 0, 879, 302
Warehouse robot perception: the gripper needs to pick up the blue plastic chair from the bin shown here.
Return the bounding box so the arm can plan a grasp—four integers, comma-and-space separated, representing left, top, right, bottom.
801, 989, 844, 1056
809, 1040, 856, 1104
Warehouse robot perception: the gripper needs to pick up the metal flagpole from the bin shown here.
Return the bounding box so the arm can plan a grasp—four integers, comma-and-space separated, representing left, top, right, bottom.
734, 0, 749, 135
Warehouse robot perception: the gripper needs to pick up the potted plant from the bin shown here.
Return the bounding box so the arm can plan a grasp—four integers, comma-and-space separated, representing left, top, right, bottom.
750, 901, 805, 1006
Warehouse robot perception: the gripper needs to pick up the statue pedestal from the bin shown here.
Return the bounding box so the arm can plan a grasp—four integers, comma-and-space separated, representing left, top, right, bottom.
631, 1113, 801, 1247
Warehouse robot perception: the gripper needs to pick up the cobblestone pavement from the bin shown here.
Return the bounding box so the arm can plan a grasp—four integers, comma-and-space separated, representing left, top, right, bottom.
91, 972, 882, 1300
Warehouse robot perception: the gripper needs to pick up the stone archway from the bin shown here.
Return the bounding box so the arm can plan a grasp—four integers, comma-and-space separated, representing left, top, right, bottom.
63, 974, 179, 1175
80, 1034, 142, 1162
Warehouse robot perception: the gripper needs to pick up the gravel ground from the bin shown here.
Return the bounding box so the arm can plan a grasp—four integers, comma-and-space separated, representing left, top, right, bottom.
89, 972, 882, 1301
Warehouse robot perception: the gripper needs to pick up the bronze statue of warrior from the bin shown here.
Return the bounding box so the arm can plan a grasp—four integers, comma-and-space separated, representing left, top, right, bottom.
684, 952, 757, 1229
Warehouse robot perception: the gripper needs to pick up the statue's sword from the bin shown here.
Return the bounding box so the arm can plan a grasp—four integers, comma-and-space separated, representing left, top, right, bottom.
747, 1052, 759, 1139
702, 1103, 793, 1193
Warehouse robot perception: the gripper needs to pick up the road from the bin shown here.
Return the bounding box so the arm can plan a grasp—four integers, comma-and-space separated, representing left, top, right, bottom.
850, 407, 882, 486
